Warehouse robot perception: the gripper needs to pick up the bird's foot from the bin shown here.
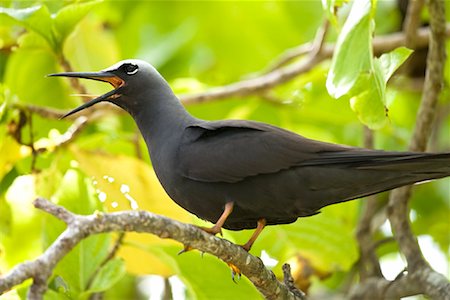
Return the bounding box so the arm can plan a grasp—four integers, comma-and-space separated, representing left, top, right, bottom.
178, 223, 224, 255
197, 224, 223, 236
196, 202, 234, 236
225, 244, 252, 281
178, 244, 194, 255
227, 262, 242, 282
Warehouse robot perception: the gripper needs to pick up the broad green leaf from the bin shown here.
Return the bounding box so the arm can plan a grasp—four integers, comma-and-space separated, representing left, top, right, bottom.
349, 78, 387, 129
0, 6, 55, 50
44, 168, 110, 297
378, 46, 413, 82
63, 16, 120, 72
53, 0, 103, 51
17, 31, 51, 51
4, 48, 69, 108
326, 0, 374, 98
348, 47, 412, 129
252, 202, 358, 274
85, 258, 126, 294
169, 246, 262, 299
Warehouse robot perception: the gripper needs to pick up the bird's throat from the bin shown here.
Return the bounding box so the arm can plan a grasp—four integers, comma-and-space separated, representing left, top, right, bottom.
130, 89, 197, 155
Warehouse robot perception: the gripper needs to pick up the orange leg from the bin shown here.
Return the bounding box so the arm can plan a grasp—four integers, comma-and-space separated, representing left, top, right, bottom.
199, 202, 234, 236
242, 218, 267, 251
228, 218, 267, 281
179, 202, 234, 255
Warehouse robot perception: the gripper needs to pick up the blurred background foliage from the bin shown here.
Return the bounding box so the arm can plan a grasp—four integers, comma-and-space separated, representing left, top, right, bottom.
0, 0, 449, 299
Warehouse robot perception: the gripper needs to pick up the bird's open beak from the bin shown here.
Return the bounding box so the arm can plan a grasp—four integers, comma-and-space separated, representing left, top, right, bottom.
48, 71, 125, 119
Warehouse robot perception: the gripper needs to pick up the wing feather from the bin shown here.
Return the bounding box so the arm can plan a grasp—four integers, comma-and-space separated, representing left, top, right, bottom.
177, 120, 351, 183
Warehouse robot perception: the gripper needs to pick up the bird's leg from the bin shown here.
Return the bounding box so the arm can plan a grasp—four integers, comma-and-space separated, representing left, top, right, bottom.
199, 202, 234, 236
228, 218, 267, 282
179, 202, 233, 255
241, 218, 267, 251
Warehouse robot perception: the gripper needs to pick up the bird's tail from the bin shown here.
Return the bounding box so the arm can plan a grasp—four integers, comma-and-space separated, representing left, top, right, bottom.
301, 151, 450, 208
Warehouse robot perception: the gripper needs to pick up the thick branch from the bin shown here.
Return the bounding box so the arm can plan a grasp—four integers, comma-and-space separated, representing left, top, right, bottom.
0, 198, 302, 300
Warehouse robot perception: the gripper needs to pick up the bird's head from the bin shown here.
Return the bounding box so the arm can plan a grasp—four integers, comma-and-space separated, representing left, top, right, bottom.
50, 59, 164, 118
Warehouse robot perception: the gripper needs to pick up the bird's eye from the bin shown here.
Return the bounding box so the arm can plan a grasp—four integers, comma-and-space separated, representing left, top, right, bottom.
124, 63, 138, 75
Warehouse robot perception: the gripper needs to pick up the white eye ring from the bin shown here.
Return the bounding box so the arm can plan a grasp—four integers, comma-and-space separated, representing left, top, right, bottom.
125, 64, 139, 75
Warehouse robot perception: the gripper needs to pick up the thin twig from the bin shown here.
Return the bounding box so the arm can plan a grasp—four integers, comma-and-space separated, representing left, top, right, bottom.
403, 0, 425, 47
58, 56, 88, 96
266, 18, 329, 72
308, 19, 330, 59
179, 25, 450, 105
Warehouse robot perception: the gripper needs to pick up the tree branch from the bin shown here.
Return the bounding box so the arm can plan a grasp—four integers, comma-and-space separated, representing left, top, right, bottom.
0, 198, 303, 300
403, 0, 425, 47
386, 0, 448, 299
12, 25, 450, 116
179, 24, 450, 105
350, 3, 450, 298
355, 127, 384, 280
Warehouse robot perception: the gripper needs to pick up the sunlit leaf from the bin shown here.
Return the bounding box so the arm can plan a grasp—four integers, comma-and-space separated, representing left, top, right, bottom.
44, 168, 110, 297
167, 246, 262, 299
70, 148, 193, 275
0, 5, 55, 50
253, 203, 359, 274
4, 49, 69, 107
348, 47, 412, 129
349, 66, 386, 129
53, 0, 103, 51
326, 0, 374, 98
378, 46, 413, 82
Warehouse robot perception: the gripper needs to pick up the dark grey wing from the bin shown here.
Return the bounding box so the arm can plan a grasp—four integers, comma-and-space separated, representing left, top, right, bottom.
177, 120, 352, 183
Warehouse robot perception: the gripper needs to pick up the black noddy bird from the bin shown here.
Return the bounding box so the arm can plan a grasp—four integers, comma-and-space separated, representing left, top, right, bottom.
50, 59, 450, 251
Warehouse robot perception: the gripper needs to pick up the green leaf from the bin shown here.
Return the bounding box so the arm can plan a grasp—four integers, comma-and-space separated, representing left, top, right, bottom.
43, 168, 111, 297
86, 258, 126, 294
4, 48, 69, 108
53, 0, 103, 50
253, 203, 359, 273
348, 47, 412, 129
349, 73, 387, 129
0, 5, 55, 50
17, 31, 52, 51
378, 46, 413, 82
170, 246, 262, 299
326, 0, 374, 98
